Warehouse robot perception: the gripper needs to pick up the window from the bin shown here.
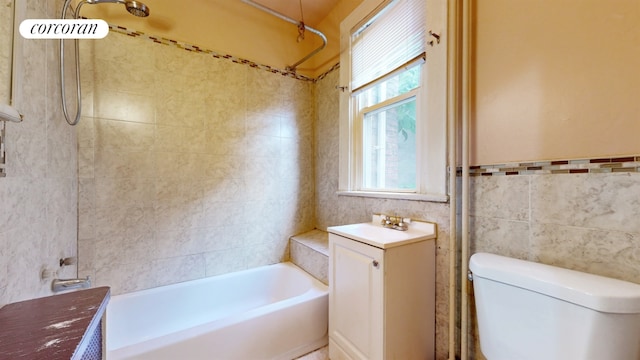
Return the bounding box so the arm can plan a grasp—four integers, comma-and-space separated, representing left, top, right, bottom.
338, 0, 448, 201
359, 60, 421, 192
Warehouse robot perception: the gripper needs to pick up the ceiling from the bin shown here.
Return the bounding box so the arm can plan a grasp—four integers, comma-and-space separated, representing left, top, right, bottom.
253, 0, 340, 27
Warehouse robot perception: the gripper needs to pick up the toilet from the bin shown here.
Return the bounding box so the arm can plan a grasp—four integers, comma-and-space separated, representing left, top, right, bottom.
470, 252, 640, 360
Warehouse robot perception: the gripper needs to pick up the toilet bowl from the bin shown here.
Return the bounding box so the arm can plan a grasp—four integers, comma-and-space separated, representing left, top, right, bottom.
470, 252, 640, 360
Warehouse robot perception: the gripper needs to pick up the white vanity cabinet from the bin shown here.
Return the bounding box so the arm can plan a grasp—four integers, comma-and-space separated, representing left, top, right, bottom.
327, 218, 436, 360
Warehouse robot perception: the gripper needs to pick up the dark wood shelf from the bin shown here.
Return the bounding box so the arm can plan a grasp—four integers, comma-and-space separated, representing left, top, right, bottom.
0, 287, 110, 360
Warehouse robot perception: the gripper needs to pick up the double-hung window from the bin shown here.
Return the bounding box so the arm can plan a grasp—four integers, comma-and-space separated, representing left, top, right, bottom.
338, 0, 448, 201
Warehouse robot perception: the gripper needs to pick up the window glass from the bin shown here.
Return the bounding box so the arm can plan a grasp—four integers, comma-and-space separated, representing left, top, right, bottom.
362, 96, 417, 190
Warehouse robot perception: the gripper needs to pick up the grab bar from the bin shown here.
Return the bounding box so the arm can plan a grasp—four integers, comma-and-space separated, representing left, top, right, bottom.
52, 276, 91, 293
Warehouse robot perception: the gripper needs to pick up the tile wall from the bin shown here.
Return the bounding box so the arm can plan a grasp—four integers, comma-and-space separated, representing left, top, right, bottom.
468, 166, 640, 359
314, 69, 453, 360
0, 0, 78, 307
0, 0, 11, 103
77, 31, 315, 294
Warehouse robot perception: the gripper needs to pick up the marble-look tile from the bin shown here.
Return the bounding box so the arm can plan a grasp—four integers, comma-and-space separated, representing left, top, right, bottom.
204, 103, 246, 133
76, 117, 96, 149
78, 146, 95, 179
291, 230, 329, 254
73, 31, 310, 297
94, 205, 155, 238
153, 42, 207, 76
77, 238, 95, 274
154, 203, 204, 233
95, 261, 157, 295
204, 130, 247, 156
202, 201, 246, 227
204, 248, 248, 276
156, 91, 207, 129
78, 208, 96, 240
95, 118, 155, 151
246, 240, 289, 268
531, 172, 640, 233
95, 176, 156, 208
154, 177, 204, 207
201, 177, 246, 203
246, 112, 280, 138
156, 125, 206, 153
531, 223, 640, 283
0, 0, 78, 305
154, 254, 207, 287
94, 149, 156, 179
470, 216, 531, 260
470, 175, 530, 221
0, 0, 11, 103
290, 239, 328, 284
94, 89, 156, 124
94, 58, 157, 95
45, 178, 77, 251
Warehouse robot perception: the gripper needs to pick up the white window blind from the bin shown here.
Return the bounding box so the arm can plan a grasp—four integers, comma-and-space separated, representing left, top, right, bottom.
351, 0, 426, 92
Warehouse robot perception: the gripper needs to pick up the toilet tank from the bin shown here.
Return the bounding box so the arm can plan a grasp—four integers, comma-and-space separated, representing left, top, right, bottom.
470, 253, 640, 360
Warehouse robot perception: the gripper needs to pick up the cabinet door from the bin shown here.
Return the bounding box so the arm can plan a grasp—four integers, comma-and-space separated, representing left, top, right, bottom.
329, 234, 384, 360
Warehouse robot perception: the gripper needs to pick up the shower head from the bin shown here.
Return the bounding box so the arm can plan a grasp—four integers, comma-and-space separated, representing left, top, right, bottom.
81, 0, 150, 17
124, 0, 149, 17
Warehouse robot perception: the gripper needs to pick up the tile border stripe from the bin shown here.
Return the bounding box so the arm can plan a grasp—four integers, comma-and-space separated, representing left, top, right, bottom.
107, 25, 339, 83
461, 155, 640, 176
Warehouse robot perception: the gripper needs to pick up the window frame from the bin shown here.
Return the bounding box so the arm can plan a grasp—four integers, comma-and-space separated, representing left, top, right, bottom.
338, 0, 448, 202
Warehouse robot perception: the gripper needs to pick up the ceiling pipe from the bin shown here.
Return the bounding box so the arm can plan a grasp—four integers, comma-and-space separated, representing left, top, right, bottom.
241, 0, 327, 72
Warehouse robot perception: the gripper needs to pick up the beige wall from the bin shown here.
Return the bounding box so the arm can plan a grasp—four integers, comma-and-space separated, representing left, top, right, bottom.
0, 0, 78, 307
472, 0, 640, 165
308, 0, 363, 75
77, 31, 315, 294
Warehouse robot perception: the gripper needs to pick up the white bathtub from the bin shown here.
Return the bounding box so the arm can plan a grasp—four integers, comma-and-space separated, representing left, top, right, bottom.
106, 262, 328, 360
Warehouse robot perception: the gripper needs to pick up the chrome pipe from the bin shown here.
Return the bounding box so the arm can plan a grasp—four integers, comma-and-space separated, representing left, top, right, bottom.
241, 0, 327, 72
52, 276, 91, 292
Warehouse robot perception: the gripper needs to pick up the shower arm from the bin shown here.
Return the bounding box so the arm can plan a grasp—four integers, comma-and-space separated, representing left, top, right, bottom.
241, 0, 327, 72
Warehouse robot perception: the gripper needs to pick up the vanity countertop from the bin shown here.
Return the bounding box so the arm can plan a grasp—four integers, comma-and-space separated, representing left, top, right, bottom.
328, 216, 437, 249
0, 286, 110, 359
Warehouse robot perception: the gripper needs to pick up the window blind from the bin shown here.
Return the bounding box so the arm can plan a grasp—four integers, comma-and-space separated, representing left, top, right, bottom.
351, 0, 426, 92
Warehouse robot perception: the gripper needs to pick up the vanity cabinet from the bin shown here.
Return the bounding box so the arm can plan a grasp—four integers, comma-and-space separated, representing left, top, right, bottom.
328, 218, 436, 360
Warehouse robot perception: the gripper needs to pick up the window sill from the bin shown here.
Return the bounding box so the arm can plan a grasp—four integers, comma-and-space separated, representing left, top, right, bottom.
336, 190, 449, 203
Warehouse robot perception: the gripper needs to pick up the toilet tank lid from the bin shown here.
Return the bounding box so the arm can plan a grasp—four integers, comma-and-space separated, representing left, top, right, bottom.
470, 253, 640, 314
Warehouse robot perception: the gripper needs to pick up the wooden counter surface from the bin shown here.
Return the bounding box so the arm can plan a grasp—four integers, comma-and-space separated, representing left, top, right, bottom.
0, 287, 110, 360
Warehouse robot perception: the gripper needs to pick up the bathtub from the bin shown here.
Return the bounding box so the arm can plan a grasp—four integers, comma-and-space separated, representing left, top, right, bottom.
106, 262, 328, 360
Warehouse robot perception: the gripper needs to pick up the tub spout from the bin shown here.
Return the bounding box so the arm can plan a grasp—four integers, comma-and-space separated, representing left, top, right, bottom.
52, 276, 91, 293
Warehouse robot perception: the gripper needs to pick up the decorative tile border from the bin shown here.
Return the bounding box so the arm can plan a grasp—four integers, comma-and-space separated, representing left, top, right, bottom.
108, 25, 339, 83
0, 122, 5, 177
463, 156, 640, 176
